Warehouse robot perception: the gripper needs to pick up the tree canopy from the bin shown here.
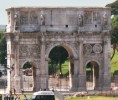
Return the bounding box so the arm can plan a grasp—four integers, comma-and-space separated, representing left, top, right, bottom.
106, 0, 118, 60
0, 31, 7, 65
111, 15, 118, 44
106, 0, 118, 15
49, 46, 68, 75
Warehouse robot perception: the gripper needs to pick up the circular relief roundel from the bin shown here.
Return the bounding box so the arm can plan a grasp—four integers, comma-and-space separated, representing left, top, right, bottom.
93, 44, 102, 54
84, 44, 92, 54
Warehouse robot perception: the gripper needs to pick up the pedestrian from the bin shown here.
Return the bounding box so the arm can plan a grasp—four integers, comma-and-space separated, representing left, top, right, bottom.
14, 94, 20, 100
14, 88, 16, 94
0, 94, 2, 100
24, 95, 28, 100
21, 89, 24, 94
10, 95, 14, 100
4, 94, 8, 100
10, 90, 12, 95
7, 94, 10, 100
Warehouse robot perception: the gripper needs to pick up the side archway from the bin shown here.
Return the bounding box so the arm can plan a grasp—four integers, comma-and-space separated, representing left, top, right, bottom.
22, 61, 36, 91
86, 61, 99, 90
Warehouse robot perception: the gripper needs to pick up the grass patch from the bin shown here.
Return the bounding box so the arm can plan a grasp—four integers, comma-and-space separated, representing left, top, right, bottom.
66, 96, 118, 100
111, 50, 118, 75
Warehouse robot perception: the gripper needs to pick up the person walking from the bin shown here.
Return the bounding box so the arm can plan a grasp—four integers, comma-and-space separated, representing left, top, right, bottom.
24, 95, 28, 100
0, 95, 2, 100
14, 94, 20, 100
4, 94, 8, 100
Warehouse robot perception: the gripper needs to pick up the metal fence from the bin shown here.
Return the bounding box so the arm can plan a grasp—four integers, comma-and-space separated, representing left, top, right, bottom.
0, 75, 70, 92
1, 75, 118, 92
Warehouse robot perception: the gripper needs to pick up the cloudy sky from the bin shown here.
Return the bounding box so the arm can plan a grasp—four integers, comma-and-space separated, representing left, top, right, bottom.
0, 0, 115, 25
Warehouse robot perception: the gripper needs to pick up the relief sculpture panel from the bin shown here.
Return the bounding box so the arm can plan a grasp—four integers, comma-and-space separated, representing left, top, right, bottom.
84, 11, 92, 24
19, 44, 40, 59
83, 43, 103, 55
30, 11, 38, 24
20, 11, 28, 25
93, 44, 102, 54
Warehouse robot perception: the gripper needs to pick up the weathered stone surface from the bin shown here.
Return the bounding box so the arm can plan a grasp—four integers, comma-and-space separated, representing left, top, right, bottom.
5, 7, 111, 93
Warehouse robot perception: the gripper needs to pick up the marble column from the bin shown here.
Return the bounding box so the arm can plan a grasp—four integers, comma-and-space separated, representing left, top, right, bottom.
40, 33, 47, 90
96, 63, 104, 91
78, 40, 86, 91
14, 34, 21, 93
103, 37, 111, 90
70, 57, 79, 91
6, 35, 12, 93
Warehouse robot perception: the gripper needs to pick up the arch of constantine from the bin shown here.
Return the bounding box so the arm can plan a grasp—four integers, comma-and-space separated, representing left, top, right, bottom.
5, 7, 111, 93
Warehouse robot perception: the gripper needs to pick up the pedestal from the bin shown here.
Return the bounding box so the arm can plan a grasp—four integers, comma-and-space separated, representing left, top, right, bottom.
70, 76, 78, 91
78, 75, 86, 91
14, 76, 21, 93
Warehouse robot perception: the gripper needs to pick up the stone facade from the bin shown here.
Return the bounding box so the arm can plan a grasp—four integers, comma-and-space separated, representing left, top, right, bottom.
5, 7, 111, 93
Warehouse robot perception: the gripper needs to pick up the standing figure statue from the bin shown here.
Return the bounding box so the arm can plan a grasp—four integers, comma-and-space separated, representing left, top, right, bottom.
103, 12, 108, 29
78, 14, 83, 27
40, 14, 45, 25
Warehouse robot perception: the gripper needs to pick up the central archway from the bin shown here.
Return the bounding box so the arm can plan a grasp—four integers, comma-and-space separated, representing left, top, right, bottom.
45, 43, 78, 91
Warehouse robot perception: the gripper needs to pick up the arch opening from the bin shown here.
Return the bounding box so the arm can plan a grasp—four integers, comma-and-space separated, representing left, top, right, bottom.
22, 61, 36, 91
86, 61, 99, 90
48, 45, 74, 91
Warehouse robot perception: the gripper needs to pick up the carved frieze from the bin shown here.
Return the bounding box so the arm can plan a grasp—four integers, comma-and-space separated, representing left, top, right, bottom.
19, 44, 40, 59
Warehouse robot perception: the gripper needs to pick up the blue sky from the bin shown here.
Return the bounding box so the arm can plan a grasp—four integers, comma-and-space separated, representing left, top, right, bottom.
0, 0, 115, 25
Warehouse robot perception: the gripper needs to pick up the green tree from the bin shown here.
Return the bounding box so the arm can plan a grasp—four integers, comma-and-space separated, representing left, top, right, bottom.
106, 0, 118, 60
106, 0, 118, 15
49, 46, 68, 75
111, 15, 118, 59
0, 31, 7, 65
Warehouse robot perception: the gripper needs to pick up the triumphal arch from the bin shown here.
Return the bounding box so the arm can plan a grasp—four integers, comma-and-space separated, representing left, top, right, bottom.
5, 7, 111, 93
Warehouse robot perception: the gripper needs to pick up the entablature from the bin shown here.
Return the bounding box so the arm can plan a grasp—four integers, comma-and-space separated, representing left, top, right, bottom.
6, 7, 111, 33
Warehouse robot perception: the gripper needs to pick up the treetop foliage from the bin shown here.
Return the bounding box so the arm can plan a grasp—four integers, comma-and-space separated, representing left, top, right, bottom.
111, 15, 118, 44
0, 31, 7, 65
106, 0, 118, 15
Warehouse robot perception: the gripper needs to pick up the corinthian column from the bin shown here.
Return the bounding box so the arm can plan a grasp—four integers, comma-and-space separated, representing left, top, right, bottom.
78, 39, 86, 91
40, 33, 47, 90
14, 34, 21, 93
102, 36, 111, 90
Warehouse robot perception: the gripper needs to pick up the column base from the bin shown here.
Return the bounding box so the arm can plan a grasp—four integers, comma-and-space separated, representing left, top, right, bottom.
14, 76, 21, 93
78, 87, 86, 91
102, 74, 111, 91
70, 76, 78, 91
102, 87, 110, 91
78, 74, 86, 91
